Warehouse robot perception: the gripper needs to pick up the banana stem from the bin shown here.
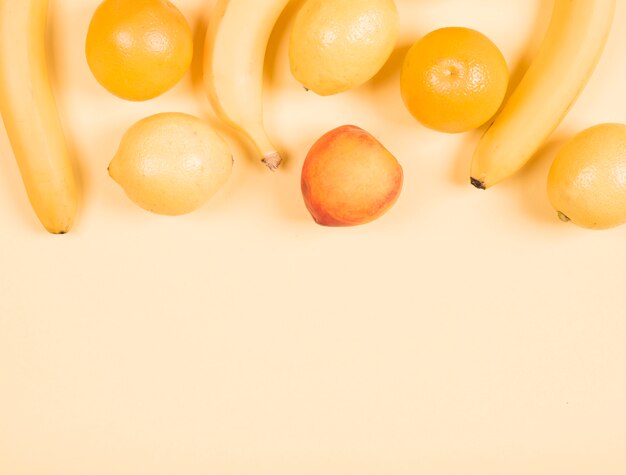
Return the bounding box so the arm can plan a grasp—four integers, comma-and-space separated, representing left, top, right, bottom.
262, 151, 282, 171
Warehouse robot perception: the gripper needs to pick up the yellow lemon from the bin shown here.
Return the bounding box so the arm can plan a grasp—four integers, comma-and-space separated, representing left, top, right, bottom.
109, 112, 233, 216
85, 0, 193, 101
547, 123, 626, 230
400, 27, 509, 133
289, 0, 399, 96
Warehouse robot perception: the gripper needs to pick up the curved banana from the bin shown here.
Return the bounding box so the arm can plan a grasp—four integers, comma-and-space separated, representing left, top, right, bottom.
470, 0, 616, 190
203, 0, 290, 171
0, 0, 78, 233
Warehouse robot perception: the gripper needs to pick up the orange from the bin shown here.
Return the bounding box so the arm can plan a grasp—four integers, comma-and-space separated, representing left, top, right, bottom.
85, 0, 193, 101
547, 123, 626, 230
400, 27, 509, 133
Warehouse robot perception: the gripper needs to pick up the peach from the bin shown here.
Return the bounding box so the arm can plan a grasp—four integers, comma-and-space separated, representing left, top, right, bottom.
301, 125, 403, 226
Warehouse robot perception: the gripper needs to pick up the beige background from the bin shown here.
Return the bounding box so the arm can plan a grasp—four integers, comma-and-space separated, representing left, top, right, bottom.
1, 0, 626, 473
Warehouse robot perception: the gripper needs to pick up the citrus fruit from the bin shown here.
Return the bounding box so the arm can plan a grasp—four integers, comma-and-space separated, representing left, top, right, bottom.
85, 0, 193, 101
547, 123, 626, 230
108, 112, 233, 215
400, 27, 509, 133
289, 0, 399, 96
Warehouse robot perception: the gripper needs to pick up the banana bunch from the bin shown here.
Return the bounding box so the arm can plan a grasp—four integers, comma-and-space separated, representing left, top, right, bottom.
0, 0, 78, 234
203, 0, 291, 171
470, 0, 617, 189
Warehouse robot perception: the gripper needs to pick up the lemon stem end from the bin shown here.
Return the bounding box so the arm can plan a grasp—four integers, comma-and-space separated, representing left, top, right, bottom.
557, 211, 571, 223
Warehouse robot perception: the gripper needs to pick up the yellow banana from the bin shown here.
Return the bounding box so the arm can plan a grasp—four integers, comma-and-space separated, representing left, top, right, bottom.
203, 0, 290, 171
0, 0, 78, 233
470, 0, 616, 189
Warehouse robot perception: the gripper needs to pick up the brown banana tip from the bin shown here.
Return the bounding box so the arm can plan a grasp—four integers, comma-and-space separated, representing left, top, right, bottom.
470, 177, 486, 190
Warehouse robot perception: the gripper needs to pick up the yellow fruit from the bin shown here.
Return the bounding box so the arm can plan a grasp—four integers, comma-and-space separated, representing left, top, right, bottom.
547, 123, 626, 230
0, 0, 78, 234
108, 112, 233, 216
85, 0, 193, 101
289, 0, 399, 96
400, 27, 509, 133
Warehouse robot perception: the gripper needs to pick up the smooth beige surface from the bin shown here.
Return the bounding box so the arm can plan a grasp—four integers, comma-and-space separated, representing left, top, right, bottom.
1, 0, 625, 473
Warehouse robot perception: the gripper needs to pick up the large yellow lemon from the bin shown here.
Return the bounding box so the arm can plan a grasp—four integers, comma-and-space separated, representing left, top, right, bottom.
109, 112, 233, 216
547, 123, 626, 230
289, 0, 399, 96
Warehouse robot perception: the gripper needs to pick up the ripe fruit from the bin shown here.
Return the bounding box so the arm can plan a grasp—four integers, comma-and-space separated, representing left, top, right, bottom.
203, 0, 290, 170
301, 125, 403, 226
0, 0, 78, 234
108, 112, 233, 216
85, 0, 193, 101
470, 0, 616, 189
289, 0, 399, 96
400, 27, 509, 133
547, 123, 626, 230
